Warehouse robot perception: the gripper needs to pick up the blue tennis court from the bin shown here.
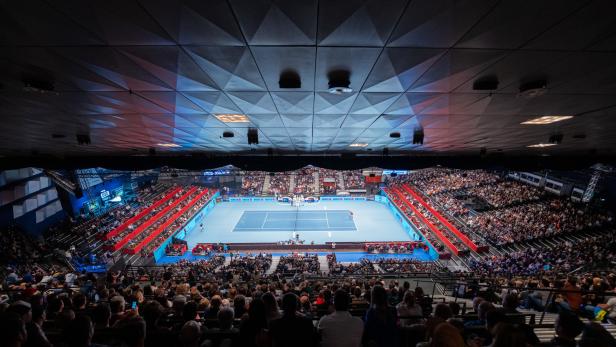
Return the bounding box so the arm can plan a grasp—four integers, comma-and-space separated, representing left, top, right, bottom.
233, 210, 356, 232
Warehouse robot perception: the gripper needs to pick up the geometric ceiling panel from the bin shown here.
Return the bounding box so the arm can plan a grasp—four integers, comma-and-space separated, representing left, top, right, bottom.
229, 0, 317, 45
251, 46, 316, 92
349, 93, 400, 114
271, 92, 314, 114
409, 50, 505, 92
186, 46, 266, 91
140, 0, 245, 45
314, 93, 358, 115
2, 1, 616, 156
183, 92, 241, 114
363, 48, 445, 92
317, 0, 407, 46
388, 0, 495, 48
455, 0, 582, 49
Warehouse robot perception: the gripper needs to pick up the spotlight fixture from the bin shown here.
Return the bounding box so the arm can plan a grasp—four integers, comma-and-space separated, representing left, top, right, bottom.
527, 143, 556, 148
412, 129, 424, 145
247, 128, 259, 145
327, 69, 352, 95
215, 114, 249, 123
76, 134, 91, 145
518, 80, 547, 99
549, 133, 563, 144
222, 131, 234, 138
279, 69, 301, 89
521, 115, 573, 125
389, 132, 400, 138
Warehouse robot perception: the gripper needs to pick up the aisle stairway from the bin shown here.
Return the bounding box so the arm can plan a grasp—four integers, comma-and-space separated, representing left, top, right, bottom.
266, 256, 280, 274
337, 171, 346, 190
262, 174, 271, 195
318, 255, 329, 275
312, 171, 319, 193
289, 173, 296, 193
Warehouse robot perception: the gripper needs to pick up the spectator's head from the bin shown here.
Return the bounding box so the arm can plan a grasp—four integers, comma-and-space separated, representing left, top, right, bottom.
248, 298, 267, 328
491, 323, 527, 347
555, 311, 584, 341
281, 293, 298, 315
472, 297, 484, 313
262, 292, 278, 314
92, 303, 111, 328
0, 312, 27, 347
142, 300, 165, 328
179, 320, 201, 347
8, 301, 32, 324
434, 303, 453, 320
403, 290, 416, 307
115, 316, 147, 347
486, 309, 507, 334
110, 295, 125, 314
371, 285, 387, 308
502, 294, 519, 311
448, 302, 461, 316
431, 322, 464, 347
477, 301, 495, 320
64, 314, 94, 347
72, 293, 87, 310
182, 301, 198, 321
333, 289, 350, 312
233, 295, 246, 316
217, 307, 234, 330
31, 304, 46, 325
579, 322, 616, 347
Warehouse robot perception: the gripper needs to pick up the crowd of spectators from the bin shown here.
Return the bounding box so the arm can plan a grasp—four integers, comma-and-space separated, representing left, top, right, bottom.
466, 180, 544, 209
393, 188, 473, 253
140, 188, 215, 256
465, 199, 613, 245
469, 232, 616, 277
275, 254, 321, 276
365, 242, 429, 254
217, 253, 273, 281
374, 259, 439, 274
294, 167, 318, 195
318, 168, 338, 195
327, 254, 376, 275
3, 242, 616, 347
343, 170, 366, 190
240, 172, 265, 195
104, 186, 184, 248
267, 173, 291, 195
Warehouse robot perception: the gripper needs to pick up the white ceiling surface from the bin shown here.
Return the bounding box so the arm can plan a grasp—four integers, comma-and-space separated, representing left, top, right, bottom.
1, 0, 616, 155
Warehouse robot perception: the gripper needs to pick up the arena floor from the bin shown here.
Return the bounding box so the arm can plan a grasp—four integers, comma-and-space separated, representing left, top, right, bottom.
182, 200, 415, 246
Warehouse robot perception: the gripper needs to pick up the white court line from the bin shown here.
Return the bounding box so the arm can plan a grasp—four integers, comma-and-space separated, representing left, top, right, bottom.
261, 211, 269, 229
234, 227, 357, 231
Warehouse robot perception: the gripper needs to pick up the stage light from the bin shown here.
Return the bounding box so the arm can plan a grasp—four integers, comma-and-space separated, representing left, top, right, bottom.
349, 143, 368, 147
521, 115, 573, 125
527, 143, 556, 148
157, 143, 180, 147
215, 114, 249, 123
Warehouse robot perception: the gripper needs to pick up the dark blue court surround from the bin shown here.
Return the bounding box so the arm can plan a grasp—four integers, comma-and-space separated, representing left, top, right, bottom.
233, 210, 357, 232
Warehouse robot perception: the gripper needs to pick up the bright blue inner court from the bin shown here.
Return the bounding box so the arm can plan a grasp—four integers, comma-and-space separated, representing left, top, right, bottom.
233, 210, 356, 232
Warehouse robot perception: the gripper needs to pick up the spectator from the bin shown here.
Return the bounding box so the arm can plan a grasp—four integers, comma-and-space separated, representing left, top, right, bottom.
317, 290, 363, 347
362, 285, 398, 347
269, 293, 316, 347
551, 311, 584, 347
396, 291, 423, 325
